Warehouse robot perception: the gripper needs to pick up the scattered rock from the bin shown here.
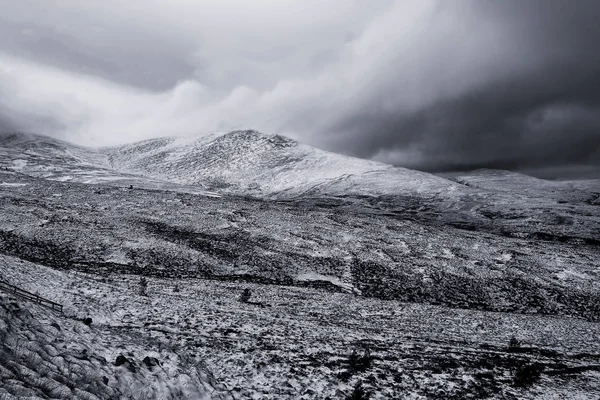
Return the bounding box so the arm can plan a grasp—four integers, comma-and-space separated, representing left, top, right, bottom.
115, 354, 137, 372
142, 356, 161, 370
223, 328, 237, 336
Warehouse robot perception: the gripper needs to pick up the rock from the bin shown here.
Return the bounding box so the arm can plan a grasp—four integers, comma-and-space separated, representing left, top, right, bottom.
142, 356, 161, 370
7, 302, 21, 313
114, 354, 137, 372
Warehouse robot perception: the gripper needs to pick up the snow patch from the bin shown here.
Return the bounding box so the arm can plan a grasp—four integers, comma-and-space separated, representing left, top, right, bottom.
295, 272, 354, 291
0, 182, 27, 187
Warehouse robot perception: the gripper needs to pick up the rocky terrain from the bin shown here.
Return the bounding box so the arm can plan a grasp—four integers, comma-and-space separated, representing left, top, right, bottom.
0, 131, 599, 398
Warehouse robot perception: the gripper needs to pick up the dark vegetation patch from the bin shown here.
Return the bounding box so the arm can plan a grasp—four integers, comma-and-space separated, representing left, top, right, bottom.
346, 383, 371, 400
140, 220, 247, 262
0, 229, 79, 268
351, 259, 600, 320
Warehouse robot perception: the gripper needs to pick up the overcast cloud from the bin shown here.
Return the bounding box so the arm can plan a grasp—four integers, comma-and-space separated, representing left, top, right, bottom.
0, 0, 599, 177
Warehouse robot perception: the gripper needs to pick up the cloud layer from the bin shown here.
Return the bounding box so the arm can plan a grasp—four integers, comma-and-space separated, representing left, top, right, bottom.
1, 0, 599, 176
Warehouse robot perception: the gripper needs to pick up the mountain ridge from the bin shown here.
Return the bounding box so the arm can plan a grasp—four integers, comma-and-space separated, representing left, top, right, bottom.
1, 131, 597, 202
1, 131, 461, 198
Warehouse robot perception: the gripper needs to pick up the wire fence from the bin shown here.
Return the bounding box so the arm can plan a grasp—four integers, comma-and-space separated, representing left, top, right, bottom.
0, 279, 63, 313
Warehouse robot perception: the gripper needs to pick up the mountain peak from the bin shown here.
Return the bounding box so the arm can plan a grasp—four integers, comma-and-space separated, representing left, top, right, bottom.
221, 130, 297, 147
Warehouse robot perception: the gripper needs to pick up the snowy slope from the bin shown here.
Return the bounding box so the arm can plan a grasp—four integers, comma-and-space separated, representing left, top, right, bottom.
0, 132, 110, 174
0, 256, 226, 400
0, 132, 138, 185
105, 130, 460, 198
449, 169, 599, 203
3, 253, 600, 400
0, 133, 218, 195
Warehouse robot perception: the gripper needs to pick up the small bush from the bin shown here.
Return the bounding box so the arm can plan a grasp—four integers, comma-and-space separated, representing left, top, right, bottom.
340, 348, 373, 380
239, 288, 251, 303
348, 348, 372, 373
114, 354, 137, 373
346, 383, 370, 400
513, 363, 544, 387
139, 277, 148, 296
508, 336, 521, 350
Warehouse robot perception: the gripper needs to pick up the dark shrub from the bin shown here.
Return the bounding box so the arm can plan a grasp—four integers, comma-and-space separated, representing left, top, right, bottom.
340, 348, 373, 380
346, 383, 370, 400
139, 277, 148, 296
143, 356, 161, 370
348, 348, 372, 373
513, 363, 544, 387
508, 336, 521, 350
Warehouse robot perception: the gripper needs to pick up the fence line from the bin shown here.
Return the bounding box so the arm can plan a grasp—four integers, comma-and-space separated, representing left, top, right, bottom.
0, 280, 63, 313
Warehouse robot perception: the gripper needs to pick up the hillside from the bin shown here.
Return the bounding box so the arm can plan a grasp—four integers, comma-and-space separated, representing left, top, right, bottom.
448, 169, 599, 204
0, 133, 218, 196
0, 168, 598, 319
105, 130, 460, 198
3, 131, 597, 205
1, 168, 600, 398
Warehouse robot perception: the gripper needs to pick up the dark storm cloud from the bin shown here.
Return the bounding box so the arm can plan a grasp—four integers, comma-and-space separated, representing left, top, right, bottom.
333, 67, 600, 172
321, 0, 600, 175
0, 0, 599, 176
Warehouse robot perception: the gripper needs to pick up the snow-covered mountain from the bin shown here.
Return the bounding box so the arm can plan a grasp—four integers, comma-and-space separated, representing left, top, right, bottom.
105, 130, 460, 198
0, 132, 110, 174
1, 131, 461, 198
2, 130, 598, 208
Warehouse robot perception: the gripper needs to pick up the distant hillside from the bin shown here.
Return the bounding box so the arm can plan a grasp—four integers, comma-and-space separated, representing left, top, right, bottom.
449, 169, 599, 204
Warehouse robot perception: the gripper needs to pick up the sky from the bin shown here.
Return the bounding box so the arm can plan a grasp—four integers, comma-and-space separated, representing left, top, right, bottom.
0, 0, 599, 178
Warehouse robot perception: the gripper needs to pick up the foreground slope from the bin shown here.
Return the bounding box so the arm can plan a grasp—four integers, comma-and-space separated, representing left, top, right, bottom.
0, 274, 223, 399
2, 250, 600, 399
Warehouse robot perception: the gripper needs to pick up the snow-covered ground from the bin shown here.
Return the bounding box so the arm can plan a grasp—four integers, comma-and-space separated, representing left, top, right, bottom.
2, 254, 599, 399
447, 169, 599, 204
0, 168, 598, 319
0, 259, 226, 399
